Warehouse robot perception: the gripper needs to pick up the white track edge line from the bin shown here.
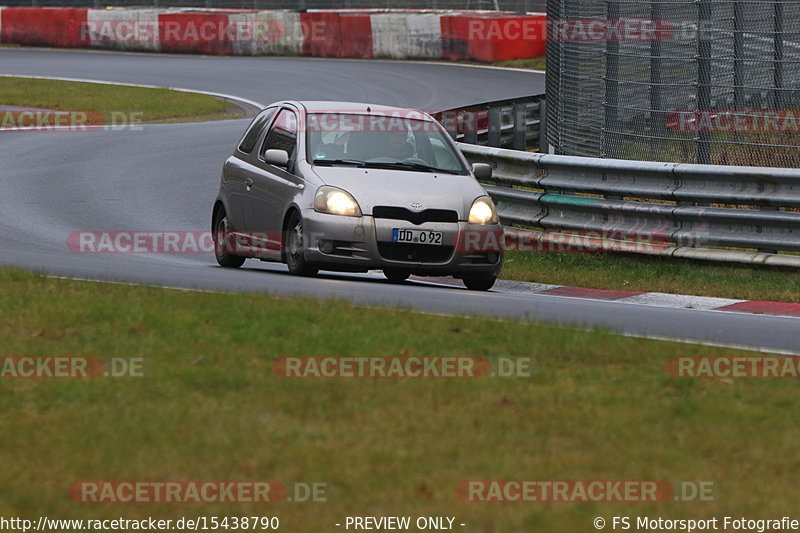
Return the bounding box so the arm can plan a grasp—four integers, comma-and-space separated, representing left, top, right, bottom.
0, 73, 267, 110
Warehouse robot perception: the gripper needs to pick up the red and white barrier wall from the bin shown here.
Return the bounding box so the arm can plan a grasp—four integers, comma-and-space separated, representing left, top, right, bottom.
0, 7, 546, 62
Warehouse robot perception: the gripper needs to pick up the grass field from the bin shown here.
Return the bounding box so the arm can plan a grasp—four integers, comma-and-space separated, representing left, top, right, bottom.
501, 250, 800, 302
1, 268, 798, 531
0, 77, 244, 124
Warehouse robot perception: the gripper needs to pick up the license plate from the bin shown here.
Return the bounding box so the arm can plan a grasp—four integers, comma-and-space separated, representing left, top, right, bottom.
392, 228, 443, 245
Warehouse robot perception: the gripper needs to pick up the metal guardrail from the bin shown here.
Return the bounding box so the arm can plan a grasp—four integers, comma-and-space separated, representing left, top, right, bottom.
458, 143, 800, 268
434, 94, 548, 153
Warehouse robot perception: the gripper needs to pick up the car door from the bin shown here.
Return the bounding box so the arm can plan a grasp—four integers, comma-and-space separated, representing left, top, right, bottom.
223, 107, 277, 231
241, 108, 300, 250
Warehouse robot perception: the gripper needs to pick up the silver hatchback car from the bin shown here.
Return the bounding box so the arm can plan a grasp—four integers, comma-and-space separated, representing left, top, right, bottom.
211, 101, 503, 290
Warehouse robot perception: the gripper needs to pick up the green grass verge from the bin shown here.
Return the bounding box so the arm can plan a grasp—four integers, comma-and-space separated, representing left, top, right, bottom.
0, 77, 244, 123
501, 250, 800, 302
492, 57, 546, 70
1, 268, 797, 530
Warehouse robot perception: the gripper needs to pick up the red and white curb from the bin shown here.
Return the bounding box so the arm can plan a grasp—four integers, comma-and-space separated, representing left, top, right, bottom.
411, 276, 800, 319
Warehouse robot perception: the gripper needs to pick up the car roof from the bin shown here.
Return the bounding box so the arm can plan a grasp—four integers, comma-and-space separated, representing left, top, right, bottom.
288, 101, 434, 120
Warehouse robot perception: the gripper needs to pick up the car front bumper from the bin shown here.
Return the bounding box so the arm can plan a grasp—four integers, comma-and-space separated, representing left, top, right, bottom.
301, 209, 503, 277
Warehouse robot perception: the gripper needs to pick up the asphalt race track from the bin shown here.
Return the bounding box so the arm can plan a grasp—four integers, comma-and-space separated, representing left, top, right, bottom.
1, 47, 798, 354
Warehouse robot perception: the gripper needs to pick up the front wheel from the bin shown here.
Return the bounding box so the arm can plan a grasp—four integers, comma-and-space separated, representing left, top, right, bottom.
463, 275, 496, 291
285, 212, 318, 277
213, 207, 245, 268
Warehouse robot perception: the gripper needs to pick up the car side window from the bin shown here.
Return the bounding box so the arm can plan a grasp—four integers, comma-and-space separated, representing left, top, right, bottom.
260, 109, 298, 161
238, 107, 277, 154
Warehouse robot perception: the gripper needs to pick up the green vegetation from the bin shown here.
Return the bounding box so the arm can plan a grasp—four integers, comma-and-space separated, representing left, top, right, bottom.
0, 76, 244, 124
501, 250, 800, 302
0, 268, 796, 530
492, 56, 546, 70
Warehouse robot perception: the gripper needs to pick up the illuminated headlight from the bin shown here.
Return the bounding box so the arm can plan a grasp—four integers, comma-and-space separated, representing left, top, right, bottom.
314, 186, 362, 217
468, 196, 498, 225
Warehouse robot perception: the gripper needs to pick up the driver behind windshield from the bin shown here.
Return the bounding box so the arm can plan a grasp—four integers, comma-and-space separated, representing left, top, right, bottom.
345, 130, 414, 161
383, 131, 414, 160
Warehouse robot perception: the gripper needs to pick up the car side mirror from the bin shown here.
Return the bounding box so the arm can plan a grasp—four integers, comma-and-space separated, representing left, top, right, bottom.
471, 163, 492, 180
264, 149, 289, 167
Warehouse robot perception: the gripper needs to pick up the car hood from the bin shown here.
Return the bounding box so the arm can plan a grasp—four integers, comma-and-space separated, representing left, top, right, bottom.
309, 166, 487, 217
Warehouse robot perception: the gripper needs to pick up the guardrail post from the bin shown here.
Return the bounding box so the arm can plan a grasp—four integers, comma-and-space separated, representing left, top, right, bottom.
512, 103, 527, 151
759, 205, 779, 254
462, 110, 478, 145
539, 99, 549, 153
440, 112, 458, 141
488, 107, 502, 148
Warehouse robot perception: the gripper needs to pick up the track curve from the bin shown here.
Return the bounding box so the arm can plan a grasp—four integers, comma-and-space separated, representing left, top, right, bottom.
1, 47, 798, 354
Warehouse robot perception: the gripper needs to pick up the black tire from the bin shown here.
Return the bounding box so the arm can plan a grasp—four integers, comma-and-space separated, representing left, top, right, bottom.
463, 275, 496, 291
285, 212, 318, 277
213, 207, 245, 268
384, 270, 410, 283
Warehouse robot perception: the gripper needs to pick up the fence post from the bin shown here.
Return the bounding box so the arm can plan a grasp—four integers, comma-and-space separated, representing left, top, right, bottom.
539, 99, 549, 153
649, 0, 664, 160
602, 0, 620, 159
733, 0, 744, 111
773, 0, 785, 109
696, 0, 713, 165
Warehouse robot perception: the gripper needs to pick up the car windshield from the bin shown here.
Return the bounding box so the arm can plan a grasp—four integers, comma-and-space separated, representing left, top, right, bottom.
306, 113, 468, 174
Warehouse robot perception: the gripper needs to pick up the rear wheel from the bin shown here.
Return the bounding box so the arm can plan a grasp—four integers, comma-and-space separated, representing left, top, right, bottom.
384, 270, 410, 283
285, 212, 318, 277
463, 275, 496, 291
213, 207, 245, 268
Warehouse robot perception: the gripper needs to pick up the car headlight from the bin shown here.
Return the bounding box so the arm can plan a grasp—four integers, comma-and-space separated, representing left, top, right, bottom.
468, 196, 498, 225
314, 186, 362, 217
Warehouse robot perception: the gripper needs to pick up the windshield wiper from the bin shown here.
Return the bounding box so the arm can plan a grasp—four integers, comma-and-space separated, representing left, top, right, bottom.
313, 158, 367, 167
362, 161, 462, 175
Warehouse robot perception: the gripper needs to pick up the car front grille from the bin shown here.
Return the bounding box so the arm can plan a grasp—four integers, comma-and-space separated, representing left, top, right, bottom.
377, 243, 454, 263
372, 206, 459, 225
